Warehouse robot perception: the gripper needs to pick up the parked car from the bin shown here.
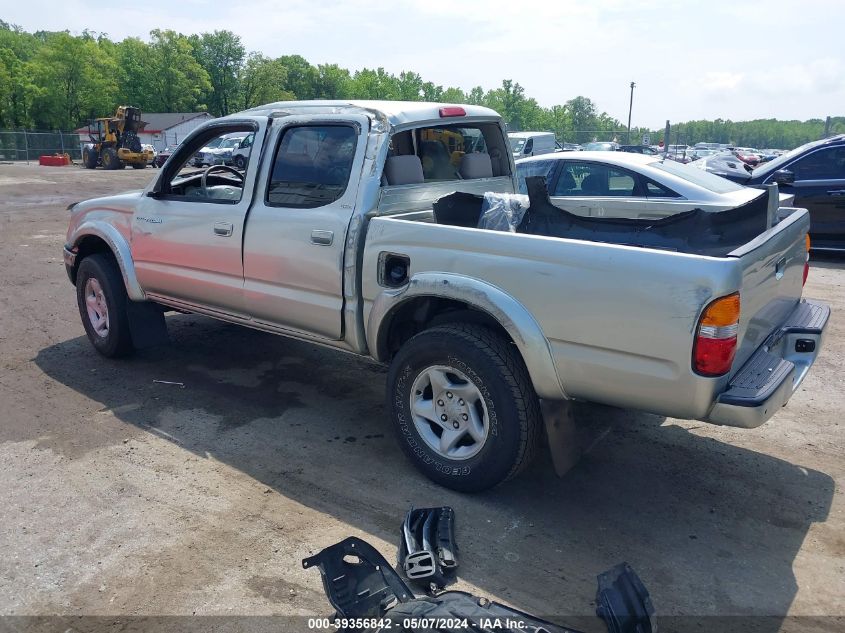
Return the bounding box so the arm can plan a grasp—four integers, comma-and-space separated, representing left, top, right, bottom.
732, 147, 761, 166
153, 144, 181, 168
509, 132, 557, 158
230, 133, 255, 169
63, 100, 828, 492
514, 150, 793, 219
558, 142, 582, 152
194, 133, 248, 167
617, 145, 659, 155
695, 134, 845, 250
141, 144, 157, 166
582, 141, 619, 152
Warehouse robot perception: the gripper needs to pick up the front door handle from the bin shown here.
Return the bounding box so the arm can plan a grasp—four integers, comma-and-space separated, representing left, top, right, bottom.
214, 222, 233, 237
311, 230, 334, 245
827, 190, 845, 196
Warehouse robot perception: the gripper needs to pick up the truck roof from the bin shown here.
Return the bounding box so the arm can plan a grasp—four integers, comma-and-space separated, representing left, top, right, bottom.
237, 100, 501, 127
508, 131, 555, 139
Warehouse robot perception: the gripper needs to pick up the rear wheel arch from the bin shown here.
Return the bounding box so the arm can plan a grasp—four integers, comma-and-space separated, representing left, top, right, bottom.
368, 274, 566, 400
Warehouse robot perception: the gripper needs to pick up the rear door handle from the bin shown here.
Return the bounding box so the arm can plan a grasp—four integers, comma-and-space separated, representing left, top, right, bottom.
827, 190, 845, 196
214, 222, 233, 236
311, 230, 334, 245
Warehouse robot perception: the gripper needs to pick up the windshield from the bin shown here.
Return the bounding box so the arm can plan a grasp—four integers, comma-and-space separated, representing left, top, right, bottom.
751, 139, 823, 177
219, 138, 242, 149
649, 158, 747, 193
510, 138, 526, 153
584, 142, 613, 151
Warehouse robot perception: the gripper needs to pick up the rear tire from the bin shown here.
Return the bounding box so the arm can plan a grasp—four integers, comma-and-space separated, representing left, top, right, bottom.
131, 163, 146, 169
234, 155, 245, 169
101, 147, 119, 170
75, 254, 134, 358
387, 324, 541, 492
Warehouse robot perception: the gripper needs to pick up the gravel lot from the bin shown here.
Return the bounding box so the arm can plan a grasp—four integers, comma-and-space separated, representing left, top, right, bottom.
0, 163, 843, 632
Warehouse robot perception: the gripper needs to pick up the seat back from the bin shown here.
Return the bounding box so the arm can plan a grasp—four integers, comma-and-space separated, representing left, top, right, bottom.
384, 155, 424, 185
459, 153, 493, 179
579, 174, 605, 195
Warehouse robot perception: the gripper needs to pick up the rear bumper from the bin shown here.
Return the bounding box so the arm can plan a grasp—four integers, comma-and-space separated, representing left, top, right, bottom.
705, 299, 830, 428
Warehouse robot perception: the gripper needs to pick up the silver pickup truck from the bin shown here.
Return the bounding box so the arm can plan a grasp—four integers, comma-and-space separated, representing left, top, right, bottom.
64, 101, 829, 492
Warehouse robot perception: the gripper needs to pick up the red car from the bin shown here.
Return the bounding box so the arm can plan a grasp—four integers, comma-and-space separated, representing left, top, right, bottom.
732, 147, 761, 166
153, 144, 180, 168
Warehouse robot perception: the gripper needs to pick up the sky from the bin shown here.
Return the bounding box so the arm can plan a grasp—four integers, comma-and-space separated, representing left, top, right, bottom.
3, 0, 844, 127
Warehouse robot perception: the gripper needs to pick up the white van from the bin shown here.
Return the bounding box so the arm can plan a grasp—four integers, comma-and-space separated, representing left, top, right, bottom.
509, 132, 558, 158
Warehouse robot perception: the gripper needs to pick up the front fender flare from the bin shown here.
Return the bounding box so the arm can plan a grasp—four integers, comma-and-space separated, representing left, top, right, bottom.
70, 221, 145, 301
368, 272, 566, 400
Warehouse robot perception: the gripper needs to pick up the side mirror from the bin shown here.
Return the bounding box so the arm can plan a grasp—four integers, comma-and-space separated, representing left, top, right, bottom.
772, 169, 795, 186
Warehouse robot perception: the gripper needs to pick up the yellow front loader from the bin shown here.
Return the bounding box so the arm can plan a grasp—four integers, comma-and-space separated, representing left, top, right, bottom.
83, 106, 153, 170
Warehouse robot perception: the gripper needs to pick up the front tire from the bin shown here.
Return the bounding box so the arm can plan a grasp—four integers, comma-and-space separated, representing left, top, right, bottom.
387, 324, 541, 492
75, 254, 134, 357
101, 147, 119, 170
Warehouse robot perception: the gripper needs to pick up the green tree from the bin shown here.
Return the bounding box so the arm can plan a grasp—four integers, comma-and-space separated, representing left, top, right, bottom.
115, 37, 154, 111
238, 53, 293, 110
466, 86, 485, 105
30, 32, 117, 128
350, 67, 400, 100
278, 54, 317, 99
312, 63, 351, 99
193, 30, 245, 116
146, 29, 210, 112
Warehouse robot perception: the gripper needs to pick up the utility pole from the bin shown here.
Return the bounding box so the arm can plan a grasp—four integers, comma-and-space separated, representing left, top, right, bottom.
626, 82, 636, 144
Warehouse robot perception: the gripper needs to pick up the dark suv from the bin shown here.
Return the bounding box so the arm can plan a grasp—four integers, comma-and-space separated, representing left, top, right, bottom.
699, 134, 845, 251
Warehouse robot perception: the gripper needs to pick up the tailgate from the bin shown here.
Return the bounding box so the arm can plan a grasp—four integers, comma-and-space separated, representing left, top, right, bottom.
728, 208, 810, 372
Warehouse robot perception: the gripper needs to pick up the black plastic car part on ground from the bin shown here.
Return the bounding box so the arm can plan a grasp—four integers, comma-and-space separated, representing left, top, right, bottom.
698, 134, 845, 250
303, 536, 656, 633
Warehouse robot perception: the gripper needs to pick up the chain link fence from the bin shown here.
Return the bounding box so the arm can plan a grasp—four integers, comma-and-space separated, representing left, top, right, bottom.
0, 130, 84, 162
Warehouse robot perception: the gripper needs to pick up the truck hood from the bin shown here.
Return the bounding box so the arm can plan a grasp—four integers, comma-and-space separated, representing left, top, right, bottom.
70, 190, 145, 215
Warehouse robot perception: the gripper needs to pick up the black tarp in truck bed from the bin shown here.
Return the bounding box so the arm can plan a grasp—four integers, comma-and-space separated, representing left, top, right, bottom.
432, 176, 770, 257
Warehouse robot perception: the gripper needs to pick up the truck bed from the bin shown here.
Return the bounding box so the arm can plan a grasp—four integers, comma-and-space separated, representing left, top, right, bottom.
363, 191, 811, 422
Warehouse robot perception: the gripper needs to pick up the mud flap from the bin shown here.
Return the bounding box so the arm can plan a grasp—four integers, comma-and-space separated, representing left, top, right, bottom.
126, 300, 169, 349
540, 399, 583, 477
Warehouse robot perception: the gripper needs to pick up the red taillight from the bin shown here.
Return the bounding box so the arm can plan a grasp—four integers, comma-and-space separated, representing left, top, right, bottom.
693, 293, 740, 376
439, 106, 466, 118
694, 336, 738, 376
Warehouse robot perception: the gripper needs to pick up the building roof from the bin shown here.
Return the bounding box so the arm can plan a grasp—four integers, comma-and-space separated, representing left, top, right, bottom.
74, 111, 212, 134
